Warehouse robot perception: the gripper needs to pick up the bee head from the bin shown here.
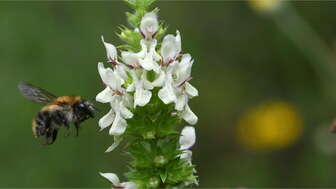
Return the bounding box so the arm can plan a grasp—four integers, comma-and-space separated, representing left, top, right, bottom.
74, 100, 96, 120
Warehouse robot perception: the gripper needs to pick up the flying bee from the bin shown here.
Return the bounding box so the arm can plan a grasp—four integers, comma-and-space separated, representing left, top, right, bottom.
18, 82, 96, 144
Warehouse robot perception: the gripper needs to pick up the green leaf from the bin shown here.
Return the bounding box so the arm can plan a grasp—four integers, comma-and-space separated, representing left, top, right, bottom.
160, 169, 168, 183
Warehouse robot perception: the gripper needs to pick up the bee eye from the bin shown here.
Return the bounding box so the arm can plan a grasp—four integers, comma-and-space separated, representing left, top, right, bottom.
79, 103, 85, 108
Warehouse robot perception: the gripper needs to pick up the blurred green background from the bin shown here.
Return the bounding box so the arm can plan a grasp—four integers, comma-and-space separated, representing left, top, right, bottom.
1, 0, 336, 187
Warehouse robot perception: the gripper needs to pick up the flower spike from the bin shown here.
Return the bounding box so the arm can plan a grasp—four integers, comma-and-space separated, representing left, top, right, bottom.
96, 1, 198, 188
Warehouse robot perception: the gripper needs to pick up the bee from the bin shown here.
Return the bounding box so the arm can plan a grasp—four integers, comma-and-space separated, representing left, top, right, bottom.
18, 82, 96, 144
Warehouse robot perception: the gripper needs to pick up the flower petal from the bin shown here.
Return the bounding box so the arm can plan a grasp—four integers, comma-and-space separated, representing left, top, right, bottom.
134, 81, 152, 107
109, 112, 127, 136
119, 102, 134, 119
141, 71, 154, 90
105, 136, 123, 153
98, 63, 124, 90
115, 64, 129, 81
175, 54, 192, 83
106, 69, 124, 90
158, 82, 176, 104
140, 12, 159, 40
99, 172, 120, 185
96, 87, 114, 103
139, 55, 158, 72
181, 104, 198, 125
122, 51, 140, 67
120, 182, 137, 189
179, 126, 196, 150
98, 62, 109, 81
161, 34, 180, 63
175, 30, 181, 53
175, 93, 187, 111
122, 93, 134, 108
101, 35, 117, 62
180, 149, 193, 160
151, 70, 166, 87
98, 109, 115, 131
185, 82, 198, 98
139, 40, 160, 72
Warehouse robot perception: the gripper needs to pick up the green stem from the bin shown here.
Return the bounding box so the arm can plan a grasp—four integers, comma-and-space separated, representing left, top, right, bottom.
125, 91, 196, 188
272, 3, 336, 102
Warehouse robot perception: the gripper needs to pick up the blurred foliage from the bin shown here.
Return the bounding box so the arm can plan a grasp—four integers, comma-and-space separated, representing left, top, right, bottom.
1, 1, 336, 188
237, 100, 303, 151
248, 0, 282, 12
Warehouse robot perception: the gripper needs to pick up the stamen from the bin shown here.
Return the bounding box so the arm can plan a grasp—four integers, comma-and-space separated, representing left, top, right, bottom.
112, 90, 124, 96
140, 30, 146, 39
178, 76, 192, 88
108, 59, 119, 66
152, 31, 158, 38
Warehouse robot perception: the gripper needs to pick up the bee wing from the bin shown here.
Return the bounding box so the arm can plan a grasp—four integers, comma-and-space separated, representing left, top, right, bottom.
18, 82, 57, 104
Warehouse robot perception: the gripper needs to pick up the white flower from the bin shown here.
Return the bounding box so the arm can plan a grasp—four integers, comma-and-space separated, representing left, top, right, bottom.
101, 36, 118, 64
138, 40, 161, 73
115, 63, 131, 81
157, 53, 198, 124
122, 40, 161, 72
140, 69, 166, 89
121, 44, 146, 69
181, 104, 198, 125
96, 87, 114, 103
98, 108, 115, 131
98, 97, 133, 136
105, 136, 123, 153
158, 64, 177, 104
179, 126, 196, 150
97, 62, 124, 92
140, 12, 159, 40
97, 20, 198, 156
179, 126, 197, 182
109, 108, 127, 136
173, 54, 192, 86
100, 172, 137, 189
96, 63, 133, 137
173, 54, 198, 111
161, 31, 181, 64
126, 70, 154, 107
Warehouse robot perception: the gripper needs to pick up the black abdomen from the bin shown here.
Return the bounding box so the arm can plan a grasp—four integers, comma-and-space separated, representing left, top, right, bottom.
33, 109, 69, 144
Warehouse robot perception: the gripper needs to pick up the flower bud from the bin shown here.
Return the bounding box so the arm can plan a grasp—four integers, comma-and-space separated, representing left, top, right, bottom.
148, 177, 160, 188
101, 36, 118, 63
154, 155, 167, 166
140, 12, 159, 40
161, 31, 181, 64
143, 131, 156, 139
179, 126, 196, 150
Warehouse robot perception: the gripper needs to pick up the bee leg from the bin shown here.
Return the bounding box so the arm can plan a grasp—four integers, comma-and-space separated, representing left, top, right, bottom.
45, 129, 53, 145
53, 111, 71, 137
52, 129, 59, 143
74, 122, 81, 136
64, 124, 71, 137
62, 118, 71, 137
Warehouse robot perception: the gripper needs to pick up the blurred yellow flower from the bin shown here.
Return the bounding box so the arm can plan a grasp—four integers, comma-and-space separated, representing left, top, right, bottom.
237, 101, 303, 151
248, 0, 283, 12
